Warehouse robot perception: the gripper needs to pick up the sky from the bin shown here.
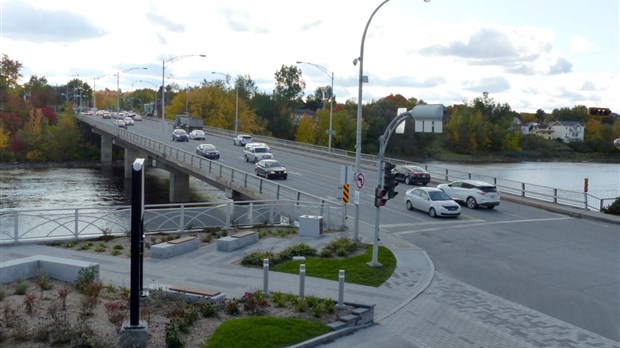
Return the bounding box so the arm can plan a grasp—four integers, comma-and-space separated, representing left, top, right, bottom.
1, 0, 618, 114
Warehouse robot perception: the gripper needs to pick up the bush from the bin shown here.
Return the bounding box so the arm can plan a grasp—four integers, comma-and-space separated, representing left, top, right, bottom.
241, 250, 278, 267
320, 237, 362, 258
601, 197, 620, 215
277, 243, 317, 261
74, 267, 98, 294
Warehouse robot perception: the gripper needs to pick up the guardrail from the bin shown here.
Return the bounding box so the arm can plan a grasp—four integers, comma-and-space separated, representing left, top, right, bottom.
0, 200, 345, 245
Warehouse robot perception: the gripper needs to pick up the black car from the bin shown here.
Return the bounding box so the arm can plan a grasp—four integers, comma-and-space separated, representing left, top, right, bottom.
255, 159, 287, 180
172, 129, 189, 142
392, 165, 431, 185
196, 144, 220, 159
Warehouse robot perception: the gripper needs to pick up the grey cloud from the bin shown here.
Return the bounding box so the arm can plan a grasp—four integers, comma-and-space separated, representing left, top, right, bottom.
580, 81, 597, 91
464, 76, 510, 93
547, 57, 572, 75
301, 20, 322, 31
145, 12, 185, 33
218, 8, 251, 32
421, 28, 528, 61
2, 0, 105, 43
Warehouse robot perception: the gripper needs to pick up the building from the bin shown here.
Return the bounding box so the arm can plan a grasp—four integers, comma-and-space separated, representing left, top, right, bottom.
548, 121, 584, 143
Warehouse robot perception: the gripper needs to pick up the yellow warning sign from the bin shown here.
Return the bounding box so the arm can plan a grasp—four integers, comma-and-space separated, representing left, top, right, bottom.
342, 184, 350, 204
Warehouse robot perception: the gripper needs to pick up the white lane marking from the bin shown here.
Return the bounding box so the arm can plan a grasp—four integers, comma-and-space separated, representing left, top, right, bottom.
393, 216, 573, 235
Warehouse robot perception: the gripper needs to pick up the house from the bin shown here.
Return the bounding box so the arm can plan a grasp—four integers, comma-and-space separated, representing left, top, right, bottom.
548, 121, 584, 143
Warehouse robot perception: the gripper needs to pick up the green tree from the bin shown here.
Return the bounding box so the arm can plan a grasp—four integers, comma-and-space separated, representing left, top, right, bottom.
295, 114, 315, 144
273, 65, 305, 108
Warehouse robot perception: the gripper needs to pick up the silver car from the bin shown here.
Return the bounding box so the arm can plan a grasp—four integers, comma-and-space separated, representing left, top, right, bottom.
437, 180, 500, 209
404, 187, 461, 218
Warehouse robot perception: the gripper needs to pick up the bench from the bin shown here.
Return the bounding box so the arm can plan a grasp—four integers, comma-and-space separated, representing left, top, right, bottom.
151, 236, 200, 259
144, 283, 225, 303
217, 230, 259, 252
0, 255, 99, 284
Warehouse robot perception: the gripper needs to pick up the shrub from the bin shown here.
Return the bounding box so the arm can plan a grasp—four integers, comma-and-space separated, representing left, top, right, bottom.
95, 243, 107, 252
14, 277, 28, 295
56, 284, 71, 310
35, 271, 53, 292
277, 243, 317, 261
74, 267, 98, 294
23, 292, 37, 315
0, 285, 5, 301
320, 237, 362, 258
601, 197, 620, 215
241, 250, 278, 267
241, 290, 269, 315
199, 302, 220, 318
225, 298, 240, 316
323, 298, 336, 314
104, 301, 126, 332
79, 241, 94, 250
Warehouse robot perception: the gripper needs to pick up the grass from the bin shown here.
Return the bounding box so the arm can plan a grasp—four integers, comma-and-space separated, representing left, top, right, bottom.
271, 245, 396, 287
205, 317, 331, 348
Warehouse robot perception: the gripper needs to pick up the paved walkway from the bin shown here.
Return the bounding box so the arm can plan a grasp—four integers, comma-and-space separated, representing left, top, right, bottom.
1, 196, 619, 347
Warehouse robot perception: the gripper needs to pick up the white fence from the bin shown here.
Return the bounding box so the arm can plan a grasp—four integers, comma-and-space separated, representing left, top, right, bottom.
0, 200, 345, 245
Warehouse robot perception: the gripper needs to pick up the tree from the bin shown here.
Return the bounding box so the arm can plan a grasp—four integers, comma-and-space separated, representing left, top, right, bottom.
295, 114, 315, 144
273, 65, 305, 108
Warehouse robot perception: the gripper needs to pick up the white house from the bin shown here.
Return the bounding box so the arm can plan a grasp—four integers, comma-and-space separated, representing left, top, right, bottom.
548, 121, 584, 143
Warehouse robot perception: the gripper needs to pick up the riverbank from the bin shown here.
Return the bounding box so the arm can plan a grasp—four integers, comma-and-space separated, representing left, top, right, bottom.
0, 161, 102, 170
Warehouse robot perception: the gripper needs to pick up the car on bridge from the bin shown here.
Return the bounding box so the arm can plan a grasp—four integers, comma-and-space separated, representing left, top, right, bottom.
393, 165, 431, 185
404, 187, 461, 218
234, 134, 252, 146
437, 180, 500, 209
189, 130, 206, 140
196, 144, 220, 159
114, 119, 127, 129
172, 129, 189, 142
255, 159, 287, 180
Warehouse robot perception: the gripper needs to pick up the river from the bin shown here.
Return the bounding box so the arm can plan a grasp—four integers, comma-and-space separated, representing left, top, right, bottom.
0, 162, 618, 210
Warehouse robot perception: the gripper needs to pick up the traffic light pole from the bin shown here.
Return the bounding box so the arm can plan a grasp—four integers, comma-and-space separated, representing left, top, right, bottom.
370, 105, 445, 267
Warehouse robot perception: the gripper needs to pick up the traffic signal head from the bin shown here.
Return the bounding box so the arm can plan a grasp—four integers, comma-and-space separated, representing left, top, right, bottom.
374, 187, 387, 207
589, 107, 611, 116
383, 162, 399, 200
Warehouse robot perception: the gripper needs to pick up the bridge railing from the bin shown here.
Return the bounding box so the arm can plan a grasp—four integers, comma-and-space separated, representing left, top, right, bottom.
0, 200, 346, 245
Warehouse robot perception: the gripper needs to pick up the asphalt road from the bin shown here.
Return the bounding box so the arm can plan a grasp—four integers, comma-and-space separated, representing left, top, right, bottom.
94, 116, 620, 341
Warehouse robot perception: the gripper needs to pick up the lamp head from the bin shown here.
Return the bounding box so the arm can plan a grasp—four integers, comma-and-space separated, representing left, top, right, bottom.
353, 57, 359, 66
296, 61, 302, 64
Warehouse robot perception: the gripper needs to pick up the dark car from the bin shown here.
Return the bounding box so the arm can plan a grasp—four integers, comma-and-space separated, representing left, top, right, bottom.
172, 129, 189, 142
255, 159, 287, 180
393, 165, 431, 185
196, 144, 220, 159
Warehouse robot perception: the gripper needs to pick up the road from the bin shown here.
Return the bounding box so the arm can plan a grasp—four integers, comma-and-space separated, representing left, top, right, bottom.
95, 116, 620, 341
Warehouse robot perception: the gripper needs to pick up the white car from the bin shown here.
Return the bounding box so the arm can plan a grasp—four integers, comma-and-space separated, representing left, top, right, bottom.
404, 187, 461, 218
123, 117, 134, 126
234, 134, 253, 146
189, 130, 206, 140
437, 180, 500, 209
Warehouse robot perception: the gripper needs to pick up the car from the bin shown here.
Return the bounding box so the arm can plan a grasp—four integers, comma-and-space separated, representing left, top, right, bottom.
189, 130, 206, 140
437, 179, 500, 209
123, 117, 134, 126
114, 119, 127, 129
393, 165, 431, 185
172, 128, 189, 142
234, 134, 253, 146
133, 114, 142, 121
255, 159, 287, 180
404, 187, 461, 218
102, 112, 111, 119
244, 145, 273, 163
195, 144, 220, 159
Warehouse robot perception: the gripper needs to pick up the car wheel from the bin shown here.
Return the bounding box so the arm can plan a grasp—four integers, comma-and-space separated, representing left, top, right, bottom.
487, 205, 495, 210
422, 182, 428, 186
466, 197, 478, 209
405, 177, 411, 185
406, 200, 413, 210
429, 208, 437, 218
283, 175, 288, 180
245, 155, 249, 162
255, 170, 260, 177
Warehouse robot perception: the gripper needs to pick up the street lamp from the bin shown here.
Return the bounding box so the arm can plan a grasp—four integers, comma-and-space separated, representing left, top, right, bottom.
296, 61, 334, 152
162, 54, 206, 134
353, 0, 431, 242
116, 67, 147, 115
66, 74, 80, 106
92, 74, 110, 111
212, 71, 239, 134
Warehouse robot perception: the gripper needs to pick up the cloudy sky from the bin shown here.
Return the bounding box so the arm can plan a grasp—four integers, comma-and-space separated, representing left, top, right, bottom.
1, 0, 618, 113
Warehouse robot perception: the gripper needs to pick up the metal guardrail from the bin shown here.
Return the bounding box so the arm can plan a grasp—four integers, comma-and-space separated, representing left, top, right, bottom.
83, 115, 615, 212
0, 200, 345, 245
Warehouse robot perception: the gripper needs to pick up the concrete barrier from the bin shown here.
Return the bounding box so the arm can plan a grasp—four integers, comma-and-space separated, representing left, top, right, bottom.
150, 236, 200, 259
0, 255, 99, 284
216, 231, 258, 252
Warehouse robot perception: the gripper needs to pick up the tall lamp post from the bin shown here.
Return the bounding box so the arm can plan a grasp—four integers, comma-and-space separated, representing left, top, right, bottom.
212, 71, 239, 134
161, 54, 206, 134
116, 67, 147, 115
66, 74, 80, 106
352, 0, 431, 241
296, 61, 334, 152
92, 74, 109, 111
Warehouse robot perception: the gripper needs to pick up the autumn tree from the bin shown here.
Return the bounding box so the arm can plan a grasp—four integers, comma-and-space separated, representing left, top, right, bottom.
295, 114, 315, 144
273, 65, 305, 109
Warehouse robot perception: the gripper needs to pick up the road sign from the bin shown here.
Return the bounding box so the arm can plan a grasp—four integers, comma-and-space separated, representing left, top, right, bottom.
342, 184, 350, 204
355, 172, 365, 189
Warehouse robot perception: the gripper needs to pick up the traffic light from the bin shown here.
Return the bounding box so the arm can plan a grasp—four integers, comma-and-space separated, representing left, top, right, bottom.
374, 187, 387, 207
383, 162, 399, 200
589, 107, 611, 116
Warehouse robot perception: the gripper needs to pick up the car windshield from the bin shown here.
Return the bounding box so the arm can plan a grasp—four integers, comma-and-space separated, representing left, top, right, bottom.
429, 191, 452, 201
266, 161, 280, 168
203, 145, 215, 150
254, 148, 268, 153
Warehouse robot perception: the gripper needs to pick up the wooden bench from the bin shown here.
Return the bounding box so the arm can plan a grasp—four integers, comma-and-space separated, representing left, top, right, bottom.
151, 236, 200, 259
